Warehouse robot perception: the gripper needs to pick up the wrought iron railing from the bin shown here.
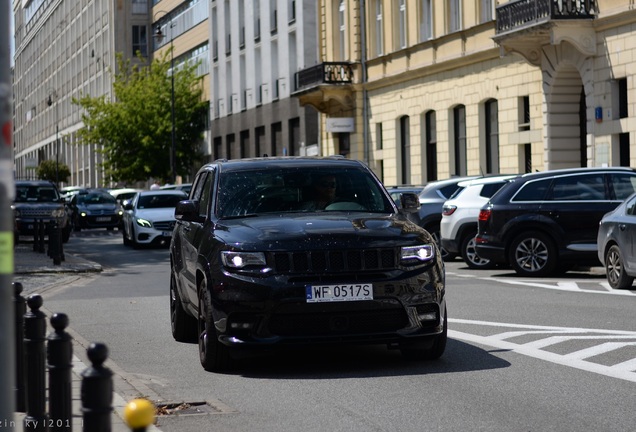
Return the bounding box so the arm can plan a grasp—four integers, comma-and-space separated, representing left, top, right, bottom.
294, 62, 354, 92
496, 0, 597, 34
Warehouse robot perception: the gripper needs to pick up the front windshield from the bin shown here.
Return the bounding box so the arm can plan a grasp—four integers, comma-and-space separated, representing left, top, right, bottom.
137, 193, 184, 209
15, 185, 59, 202
216, 167, 395, 218
78, 192, 117, 205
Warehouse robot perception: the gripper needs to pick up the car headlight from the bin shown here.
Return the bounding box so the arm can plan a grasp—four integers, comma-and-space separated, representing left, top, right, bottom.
52, 208, 66, 218
400, 244, 435, 263
221, 251, 267, 270
80, 211, 88, 217
136, 218, 152, 228
118, 210, 123, 216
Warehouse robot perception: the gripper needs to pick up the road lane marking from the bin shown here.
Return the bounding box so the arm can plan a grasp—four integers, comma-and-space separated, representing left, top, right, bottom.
449, 319, 636, 382
446, 271, 636, 295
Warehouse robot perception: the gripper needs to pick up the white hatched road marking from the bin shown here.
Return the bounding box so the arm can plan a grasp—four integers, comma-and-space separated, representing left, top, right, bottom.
449, 319, 636, 383
447, 271, 636, 296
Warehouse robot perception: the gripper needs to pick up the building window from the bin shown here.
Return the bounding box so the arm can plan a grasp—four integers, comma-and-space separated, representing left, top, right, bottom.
376, 123, 383, 150
453, 105, 467, 176
132, 0, 148, 14
399, 115, 410, 184
522, 143, 532, 173
618, 77, 628, 119
425, 111, 437, 181
132, 25, 147, 57
619, 133, 630, 166
480, 0, 493, 23
484, 99, 499, 174
338, 0, 346, 60
420, 0, 432, 41
448, 0, 461, 33
226, 133, 235, 159
240, 130, 249, 158
519, 96, 530, 131
375, 0, 384, 56
396, 0, 407, 50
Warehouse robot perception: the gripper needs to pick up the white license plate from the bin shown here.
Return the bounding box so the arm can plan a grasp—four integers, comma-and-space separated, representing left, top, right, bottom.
96, 217, 111, 222
162, 231, 172, 237
305, 284, 373, 303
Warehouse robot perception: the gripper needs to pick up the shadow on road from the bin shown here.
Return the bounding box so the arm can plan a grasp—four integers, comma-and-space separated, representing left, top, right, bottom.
218, 338, 510, 379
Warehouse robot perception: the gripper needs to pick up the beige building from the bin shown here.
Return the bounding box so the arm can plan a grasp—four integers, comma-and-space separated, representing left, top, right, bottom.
294, 0, 635, 185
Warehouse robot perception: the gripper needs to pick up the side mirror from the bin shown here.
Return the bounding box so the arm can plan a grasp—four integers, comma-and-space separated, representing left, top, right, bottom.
122, 201, 133, 210
399, 192, 421, 213
175, 200, 199, 222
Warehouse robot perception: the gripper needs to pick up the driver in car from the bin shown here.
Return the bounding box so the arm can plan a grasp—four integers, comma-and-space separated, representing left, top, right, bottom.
302, 174, 338, 210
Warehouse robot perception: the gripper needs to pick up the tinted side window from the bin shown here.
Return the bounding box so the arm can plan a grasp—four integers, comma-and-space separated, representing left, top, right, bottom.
198, 173, 214, 219
480, 182, 506, 199
626, 196, 636, 216
609, 173, 636, 200
512, 178, 551, 202
548, 174, 606, 201
438, 183, 461, 199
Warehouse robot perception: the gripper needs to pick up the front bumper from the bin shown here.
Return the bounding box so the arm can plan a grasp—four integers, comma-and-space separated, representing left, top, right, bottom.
208, 269, 446, 348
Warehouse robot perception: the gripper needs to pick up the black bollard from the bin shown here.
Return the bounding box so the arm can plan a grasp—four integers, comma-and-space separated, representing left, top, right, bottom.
14, 282, 26, 413
33, 219, 40, 252
37, 219, 46, 253
48, 313, 73, 432
48, 221, 62, 265
24, 294, 49, 432
81, 342, 113, 432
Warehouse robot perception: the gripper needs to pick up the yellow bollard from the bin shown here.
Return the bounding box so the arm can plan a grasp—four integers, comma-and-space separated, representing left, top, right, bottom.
124, 398, 156, 431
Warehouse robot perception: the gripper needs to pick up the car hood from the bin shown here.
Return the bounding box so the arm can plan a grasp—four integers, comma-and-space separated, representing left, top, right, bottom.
134, 208, 176, 220
214, 214, 432, 249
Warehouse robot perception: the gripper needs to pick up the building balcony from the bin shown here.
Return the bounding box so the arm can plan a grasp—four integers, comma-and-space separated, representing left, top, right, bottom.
292, 62, 355, 113
493, 0, 597, 65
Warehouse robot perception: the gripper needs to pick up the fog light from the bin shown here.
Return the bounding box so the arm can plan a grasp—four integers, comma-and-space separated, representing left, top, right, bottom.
230, 322, 253, 330
418, 311, 437, 321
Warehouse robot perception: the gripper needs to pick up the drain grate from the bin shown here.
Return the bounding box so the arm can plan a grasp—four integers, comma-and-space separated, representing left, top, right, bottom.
155, 400, 236, 416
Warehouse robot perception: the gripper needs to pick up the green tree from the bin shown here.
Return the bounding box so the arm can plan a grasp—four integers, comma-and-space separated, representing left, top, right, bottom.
36, 159, 71, 184
74, 50, 207, 183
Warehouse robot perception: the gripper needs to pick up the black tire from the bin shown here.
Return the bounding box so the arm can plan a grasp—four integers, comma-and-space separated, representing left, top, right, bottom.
605, 245, 634, 289
429, 225, 456, 261
62, 225, 71, 243
400, 307, 447, 360
509, 231, 558, 277
461, 231, 495, 269
198, 280, 231, 372
122, 227, 131, 246
170, 272, 197, 342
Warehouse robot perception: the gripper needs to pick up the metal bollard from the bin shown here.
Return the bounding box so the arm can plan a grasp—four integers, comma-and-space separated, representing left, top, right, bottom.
81, 342, 113, 432
33, 219, 40, 252
37, 219, 46, 253
48, 313, 73, 431
14, 282, 26, 413
48, 221, 62, 265
23, 294, 49, 432
124, 398, 156, 432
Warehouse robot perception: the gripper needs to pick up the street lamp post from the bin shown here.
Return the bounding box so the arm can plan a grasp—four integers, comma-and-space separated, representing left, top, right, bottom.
153, 12, 177, 185
47, 90, 59, 186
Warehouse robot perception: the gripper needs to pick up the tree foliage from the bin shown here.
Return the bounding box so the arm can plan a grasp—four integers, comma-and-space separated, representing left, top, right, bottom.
74, 50, 208, 183
36, 159, 71, 184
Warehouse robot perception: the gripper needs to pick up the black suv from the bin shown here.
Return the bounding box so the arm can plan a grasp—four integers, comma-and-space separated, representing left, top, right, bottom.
475, 167, 636, 276
170, 157, 447, 371
13, 180, 71, 243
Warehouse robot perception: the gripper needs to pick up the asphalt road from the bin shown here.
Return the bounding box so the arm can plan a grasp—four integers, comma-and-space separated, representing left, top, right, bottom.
35, 230, 636, 432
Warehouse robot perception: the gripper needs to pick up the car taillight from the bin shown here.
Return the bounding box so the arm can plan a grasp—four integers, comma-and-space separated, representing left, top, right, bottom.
442, 205, 457, 216
478, 209, 491, 222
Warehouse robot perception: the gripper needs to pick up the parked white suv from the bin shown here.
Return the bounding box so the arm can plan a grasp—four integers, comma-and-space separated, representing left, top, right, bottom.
440, 175, 516, 269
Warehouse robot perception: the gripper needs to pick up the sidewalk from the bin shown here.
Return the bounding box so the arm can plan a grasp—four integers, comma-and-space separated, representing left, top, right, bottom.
13, 242, 162, 432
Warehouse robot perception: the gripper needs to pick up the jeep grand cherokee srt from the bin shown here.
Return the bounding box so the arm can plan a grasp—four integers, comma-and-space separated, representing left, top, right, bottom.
169, 157, 447, 371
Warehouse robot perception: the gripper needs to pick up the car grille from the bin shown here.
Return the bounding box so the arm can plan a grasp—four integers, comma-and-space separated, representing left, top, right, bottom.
268, 308, 408, 336
153, 220, 175, 231
269, 248, 397, 274
19, 208, 57, 218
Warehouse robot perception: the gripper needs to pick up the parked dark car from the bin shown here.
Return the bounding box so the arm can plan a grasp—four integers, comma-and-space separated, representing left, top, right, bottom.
68, 189, 123, 231
597, 192, 636, 289
416, 176, 480, 260
476, 167, 636, 277
13, 180, 71, 243
386, 185, 425, 207
170, 156, 447, 371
